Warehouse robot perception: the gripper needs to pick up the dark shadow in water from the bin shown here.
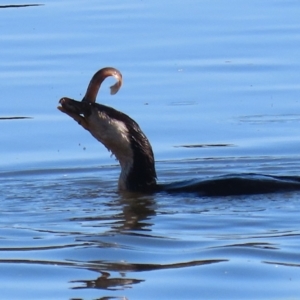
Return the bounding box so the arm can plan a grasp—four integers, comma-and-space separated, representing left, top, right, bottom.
263, 261, 300, 268
70, 297, 129, 300
0, 4, 43, 9
70, 259, 228, 291
71, 271, 144, 291
212, 242, 278, 250
174, 143, 234, 148
0, 116, 32, 120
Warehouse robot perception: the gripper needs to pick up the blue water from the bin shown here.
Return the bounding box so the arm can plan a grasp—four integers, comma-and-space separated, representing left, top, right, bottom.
1, 1, 300, 299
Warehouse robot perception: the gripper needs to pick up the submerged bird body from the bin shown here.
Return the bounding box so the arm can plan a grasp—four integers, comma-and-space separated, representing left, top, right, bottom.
58, 67, 300, 196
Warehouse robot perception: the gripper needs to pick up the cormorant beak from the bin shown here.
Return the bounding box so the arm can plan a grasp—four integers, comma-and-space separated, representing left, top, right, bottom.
57, 97, 91, 130
58, 97, 89, 115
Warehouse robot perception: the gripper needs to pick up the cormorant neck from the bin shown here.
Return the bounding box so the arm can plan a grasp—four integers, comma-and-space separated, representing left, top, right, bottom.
120, 133, 157, 192
86, 103, 157, 192
117, 145, 157, 192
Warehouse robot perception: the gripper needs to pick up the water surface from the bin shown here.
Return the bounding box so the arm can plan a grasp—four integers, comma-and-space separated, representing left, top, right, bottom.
1, 1, 300, 299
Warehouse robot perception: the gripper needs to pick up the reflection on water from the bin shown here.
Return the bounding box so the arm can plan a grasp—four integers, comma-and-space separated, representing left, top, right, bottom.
1, 160, 300, 299
174, 143, 234, 148
71, 271, 144, 291
0, 117, 32, 120
0, 4, 43, 9
237, 113, 300, 124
